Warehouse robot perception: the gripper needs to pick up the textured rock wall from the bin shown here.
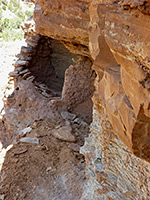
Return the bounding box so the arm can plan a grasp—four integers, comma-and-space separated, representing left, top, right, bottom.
62, 58, 95, 115
4, 11, 95, 147
81, 1, 150, 199
0, 15, 92, 198
3, 0, 150, 199
32, 0, 150, 199
81, 95, 150, 199
28, 36, 79, 94
89, 0, 150, 161
34, 0, 90, 56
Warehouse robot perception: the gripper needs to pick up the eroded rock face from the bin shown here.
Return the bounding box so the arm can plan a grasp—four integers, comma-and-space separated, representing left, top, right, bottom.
62, 58, 95, 114
81, 97, 150, 200
1, 0, 150, 199
88, 0, 150, 161
81, 1, 150, 198
34, 0, 90, 56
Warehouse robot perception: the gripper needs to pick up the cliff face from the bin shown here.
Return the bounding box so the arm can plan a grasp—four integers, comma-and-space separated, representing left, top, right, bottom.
34, 0, 150, 159
33, 0, 150, 199
1, 0, 150, 199
34, 0, 90, 56
34, 0, 89, 44
86, 1, 150, 198
88, 0, 150, 161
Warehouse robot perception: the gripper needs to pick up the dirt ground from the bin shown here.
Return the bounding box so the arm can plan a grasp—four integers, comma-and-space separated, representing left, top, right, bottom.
0, 41, 90, 200
0, 127, 87, 200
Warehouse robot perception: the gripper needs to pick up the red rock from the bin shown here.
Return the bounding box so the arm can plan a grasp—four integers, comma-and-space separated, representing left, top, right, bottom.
34, 0, 89, 47
89, 3, 119, 72
87, 1, 150, 160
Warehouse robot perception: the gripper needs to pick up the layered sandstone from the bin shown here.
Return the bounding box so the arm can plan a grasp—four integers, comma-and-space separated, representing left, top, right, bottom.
1, 0, 150, 199
88, 0, 150, 161
34, 0, 90, 56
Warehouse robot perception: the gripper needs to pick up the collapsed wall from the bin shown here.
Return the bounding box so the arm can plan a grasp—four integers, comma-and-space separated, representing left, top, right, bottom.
0, 9, 95, 199
1, 0, 150, 199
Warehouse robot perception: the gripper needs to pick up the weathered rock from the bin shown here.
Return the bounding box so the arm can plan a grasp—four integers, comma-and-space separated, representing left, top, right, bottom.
41, 91, 52, 98
9, 71, 19, 78
2, 0, 150, 199
14, 66, 24, 72
26, 38, 38, 47
51, 125, 76, 142
81, 100, 150, 200
13, 60, 29, 67
15, 54, 32, 61
34, 0, 90, 56
19, 69, 30, 75
61, 111, 76, 121
46, 166, 52, 172
62, 58, 95, 111
20, 137, 39, 144
22, 72, 32, 79
26, 75, 35, 81
19, 127, 32, 136
88, 0, 150, 161
21, 46, 33, 54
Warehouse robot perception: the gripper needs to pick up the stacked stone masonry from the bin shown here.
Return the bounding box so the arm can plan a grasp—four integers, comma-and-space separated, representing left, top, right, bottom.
3, 0, 150, 199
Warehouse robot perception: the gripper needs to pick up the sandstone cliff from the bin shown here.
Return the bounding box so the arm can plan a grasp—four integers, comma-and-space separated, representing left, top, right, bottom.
34, 0, 150, 198
33, 0, 150, 161
1, 0, 150, 199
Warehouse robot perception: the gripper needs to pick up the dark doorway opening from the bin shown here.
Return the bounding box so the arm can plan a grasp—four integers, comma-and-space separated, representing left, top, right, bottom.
28, 36, 78, 96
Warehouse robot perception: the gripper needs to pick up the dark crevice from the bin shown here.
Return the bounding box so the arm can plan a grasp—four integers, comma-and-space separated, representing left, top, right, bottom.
28, 36, 78, 96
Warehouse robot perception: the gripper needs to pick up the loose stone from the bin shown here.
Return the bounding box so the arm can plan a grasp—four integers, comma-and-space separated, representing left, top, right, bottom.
21, 46, 33, 54
20, 137, 39, 144
51, 125, 76, 142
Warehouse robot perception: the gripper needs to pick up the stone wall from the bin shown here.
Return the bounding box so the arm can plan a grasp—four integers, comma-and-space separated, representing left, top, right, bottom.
80, 1, 150, 198
81, 95, 150, 199
2, 0, 150, 199
33, 0, 150, 199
